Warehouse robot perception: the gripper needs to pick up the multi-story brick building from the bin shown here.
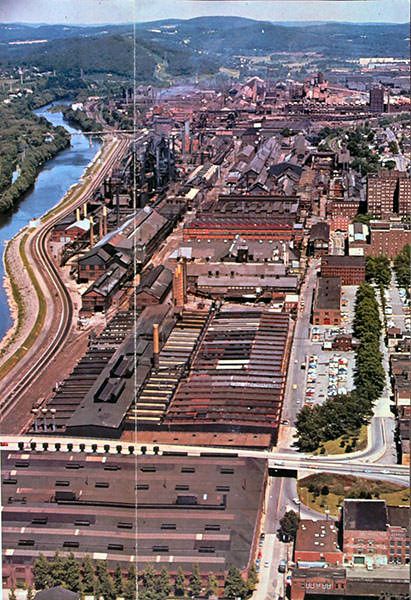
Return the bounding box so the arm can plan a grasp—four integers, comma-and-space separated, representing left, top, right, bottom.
367, 170, 411, 218
291, 501, 410, 599
369, 85, 384, 113
294, 521, 343, 566
343, 499, 390, 567
366, 220, 411, 258
312, 277, 341, 326
343, 499, 410, 568
320, 255, 365, 285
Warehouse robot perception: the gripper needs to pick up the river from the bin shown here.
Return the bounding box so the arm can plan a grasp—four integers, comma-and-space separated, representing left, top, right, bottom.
0, 101, 102, 342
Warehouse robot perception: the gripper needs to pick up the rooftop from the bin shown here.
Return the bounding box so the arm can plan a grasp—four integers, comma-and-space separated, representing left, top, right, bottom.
343, 499, 387, 532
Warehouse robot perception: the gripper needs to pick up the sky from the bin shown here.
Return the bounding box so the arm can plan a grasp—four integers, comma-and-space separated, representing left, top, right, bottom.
0, 0, 409, 24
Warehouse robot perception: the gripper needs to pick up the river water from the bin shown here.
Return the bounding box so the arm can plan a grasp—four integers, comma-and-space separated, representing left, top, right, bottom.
0, 101, 102, 342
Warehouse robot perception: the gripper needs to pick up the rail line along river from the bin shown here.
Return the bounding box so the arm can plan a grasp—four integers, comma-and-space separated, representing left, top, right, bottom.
0, 101, 102, 342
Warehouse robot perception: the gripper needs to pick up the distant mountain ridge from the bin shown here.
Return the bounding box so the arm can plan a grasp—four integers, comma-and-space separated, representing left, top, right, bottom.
0, 18, 408, 82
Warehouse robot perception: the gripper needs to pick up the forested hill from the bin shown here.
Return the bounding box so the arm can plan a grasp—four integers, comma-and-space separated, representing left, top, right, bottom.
0, 19, 408, 81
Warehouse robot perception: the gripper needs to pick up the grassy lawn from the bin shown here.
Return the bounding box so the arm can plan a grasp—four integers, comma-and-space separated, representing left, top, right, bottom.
313, 425, 368, 456
298, 473, 410, 519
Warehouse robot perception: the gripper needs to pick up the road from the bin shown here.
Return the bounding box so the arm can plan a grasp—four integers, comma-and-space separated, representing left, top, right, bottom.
0, 135, 130, 432
279, 257, 319, 447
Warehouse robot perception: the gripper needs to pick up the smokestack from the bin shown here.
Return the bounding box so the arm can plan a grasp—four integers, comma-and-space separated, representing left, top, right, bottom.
83, 203, 87, 217
89, 217, 94, 247
76, 208, 81, 222
99, 213, 103, 240
153, 323, 160, 369
155, 145, 161, 190
173, 261, 187, 310
103, 206, 108, 236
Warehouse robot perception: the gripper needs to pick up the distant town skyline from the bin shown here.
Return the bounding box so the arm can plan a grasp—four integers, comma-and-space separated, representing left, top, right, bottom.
0, 0, 409, 25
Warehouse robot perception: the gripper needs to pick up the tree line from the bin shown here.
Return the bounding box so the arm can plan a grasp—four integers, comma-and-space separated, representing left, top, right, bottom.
296, 283, 384, 452
62, 107, 103, 133
33, 554, 136, 599
394, 244, 410, 290
0, 99, 70, 213
32, 553, 258, 599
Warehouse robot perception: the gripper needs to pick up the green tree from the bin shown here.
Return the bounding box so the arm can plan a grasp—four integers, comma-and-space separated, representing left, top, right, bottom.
64, 553, 82, 592
49, 552, 67, 587
81, 556, 96, 594
156, 567, 171, 599
139, 565, 157, 600
246, 564, 259, 594
279, 510, 300, 540
8, 589, 17, 600
189, 564, 202, 598
321, 485, 330, 496
205, 573, 219, 598
95, 562, 116, 600
114, 565, 123, 596
174, 567, 186, 597
123, 577, 136, 600
224, 566, 247, 599
394, 244, 411, 289
33, 554, 51, 590
27, 587, 34, 600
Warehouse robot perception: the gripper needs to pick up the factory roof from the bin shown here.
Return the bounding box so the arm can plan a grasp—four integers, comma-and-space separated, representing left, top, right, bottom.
343, 499, 388, 532
2, 452, 266, 575
164, 308, 291, 439
314, 277, 341, 311
295, 520, 342, 556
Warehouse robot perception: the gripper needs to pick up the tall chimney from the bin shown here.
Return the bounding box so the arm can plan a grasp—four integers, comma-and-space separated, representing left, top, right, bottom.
76, 208, 81, 221
103, 206, 108, 236
99, 213, 103, 240
173, 261, 187, 310
83, 203, 87, 217
153, 323, 160, 369
89, 217, 94, 247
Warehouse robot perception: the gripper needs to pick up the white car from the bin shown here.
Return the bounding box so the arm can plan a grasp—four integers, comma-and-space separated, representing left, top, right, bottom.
293, 497, 301, 505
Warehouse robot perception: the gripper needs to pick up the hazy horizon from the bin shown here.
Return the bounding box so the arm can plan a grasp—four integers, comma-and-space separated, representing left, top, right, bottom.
0, 0, 409, 25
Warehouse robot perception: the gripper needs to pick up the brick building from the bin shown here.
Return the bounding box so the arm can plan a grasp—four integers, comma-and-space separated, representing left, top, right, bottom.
312, 277, 341, 326
294, 521, 343, 566
308, 222, 330, 257
366, 220, 411, 258
367, 170, 410, 218
343, 499, 389, 567
342, 499, 410, 568
320, 255, 365, 285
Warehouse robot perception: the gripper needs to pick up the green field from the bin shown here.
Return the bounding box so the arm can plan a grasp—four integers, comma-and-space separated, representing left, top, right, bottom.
298, 473, 410, 519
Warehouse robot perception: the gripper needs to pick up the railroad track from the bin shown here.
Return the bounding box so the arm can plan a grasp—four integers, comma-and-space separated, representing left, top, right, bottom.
0, 136, 130, 426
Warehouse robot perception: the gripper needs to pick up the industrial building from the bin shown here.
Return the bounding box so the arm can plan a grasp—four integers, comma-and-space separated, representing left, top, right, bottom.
162, 307, 292, 447
1, 452, 266, 587
320, 255, 365, 286
312, 277, 341, 326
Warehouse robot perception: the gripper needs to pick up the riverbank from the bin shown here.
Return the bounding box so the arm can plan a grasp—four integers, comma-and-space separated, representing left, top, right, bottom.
0, 101, 103, 343
0, 101, 71, 213
0, 138, 107, 377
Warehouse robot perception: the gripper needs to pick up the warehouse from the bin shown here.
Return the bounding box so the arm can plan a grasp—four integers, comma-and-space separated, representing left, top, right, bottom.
2, 452, 266, 587
163, 307, 292, 447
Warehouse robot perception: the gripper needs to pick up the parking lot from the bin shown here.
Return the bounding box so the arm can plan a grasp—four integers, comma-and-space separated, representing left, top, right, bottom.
385, 277, 410, 334
300, 285, 357, 408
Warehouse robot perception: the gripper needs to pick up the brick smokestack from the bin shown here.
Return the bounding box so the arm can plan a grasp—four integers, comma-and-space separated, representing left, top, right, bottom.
153, 323, 160, 369
173, 261, 187, 310
89, 217, 94, 247
103, 206, 108, 236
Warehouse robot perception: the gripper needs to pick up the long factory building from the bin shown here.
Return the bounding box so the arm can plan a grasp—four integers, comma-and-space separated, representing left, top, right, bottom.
1, 451, 266, 587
